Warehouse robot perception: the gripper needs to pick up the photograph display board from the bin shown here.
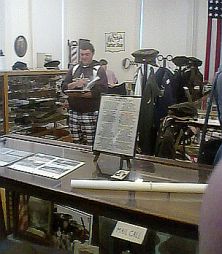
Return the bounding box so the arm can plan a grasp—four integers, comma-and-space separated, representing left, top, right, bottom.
9, 153, 84, 179
93, 95, 141, 157
0, 147, 32, 166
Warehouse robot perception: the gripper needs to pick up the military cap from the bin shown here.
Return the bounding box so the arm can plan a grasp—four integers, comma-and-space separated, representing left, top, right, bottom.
168, 102, 198, 119
44, 60, 60, 69
172, 56, 190, 67
188, 56, 202, 67
12, 61, 28, 70
131, 49, 159, 66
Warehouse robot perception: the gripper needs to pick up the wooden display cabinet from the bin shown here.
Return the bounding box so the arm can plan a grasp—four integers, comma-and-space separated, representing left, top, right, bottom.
0, 70, 69, 140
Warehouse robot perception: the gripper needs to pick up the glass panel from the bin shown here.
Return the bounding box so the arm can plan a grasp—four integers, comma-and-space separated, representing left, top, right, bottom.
14, 195, 93, 253
99, 216, 198, 254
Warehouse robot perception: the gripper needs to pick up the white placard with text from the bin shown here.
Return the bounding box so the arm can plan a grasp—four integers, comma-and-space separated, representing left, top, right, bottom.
93, 95, 141, 157
111, 221, 147, 245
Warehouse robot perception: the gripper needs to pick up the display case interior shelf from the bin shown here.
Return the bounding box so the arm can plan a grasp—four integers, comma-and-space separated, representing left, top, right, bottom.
1, 70, 71, 141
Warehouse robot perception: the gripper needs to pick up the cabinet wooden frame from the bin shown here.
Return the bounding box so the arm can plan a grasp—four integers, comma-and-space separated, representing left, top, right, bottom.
0, 70, 68, 134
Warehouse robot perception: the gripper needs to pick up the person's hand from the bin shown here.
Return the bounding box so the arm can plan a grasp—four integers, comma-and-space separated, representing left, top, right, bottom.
80, 91, 92, 98
66, 90, 92, 98
68, 78, 88, 90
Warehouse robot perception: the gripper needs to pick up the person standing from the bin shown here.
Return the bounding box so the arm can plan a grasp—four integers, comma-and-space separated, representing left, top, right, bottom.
99, 59, 118, 87
62, 42, 108, 146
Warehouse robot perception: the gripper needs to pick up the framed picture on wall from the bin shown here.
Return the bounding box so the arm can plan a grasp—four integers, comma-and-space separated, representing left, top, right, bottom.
105, 32, 125, 52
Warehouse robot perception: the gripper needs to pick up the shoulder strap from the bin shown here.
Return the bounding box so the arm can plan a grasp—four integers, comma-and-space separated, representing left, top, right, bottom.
72, 64, 100, 79
92, 65, 100, 79
72, 64, 80, 76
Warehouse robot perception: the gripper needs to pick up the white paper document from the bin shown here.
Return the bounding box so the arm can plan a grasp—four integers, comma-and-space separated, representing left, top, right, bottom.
93, 95, 141, 157
9, 153, 84, 179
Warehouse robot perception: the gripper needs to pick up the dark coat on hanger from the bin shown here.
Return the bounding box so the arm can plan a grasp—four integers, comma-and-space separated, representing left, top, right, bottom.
138, 67, 162, 155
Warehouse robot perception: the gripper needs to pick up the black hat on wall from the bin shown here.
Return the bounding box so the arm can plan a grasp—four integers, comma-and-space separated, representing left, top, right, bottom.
172, 56, 202, 67
12, 61, 28, 70
44, 60, 60, 69
132, 49, 159, 66
172, 56, 190, 67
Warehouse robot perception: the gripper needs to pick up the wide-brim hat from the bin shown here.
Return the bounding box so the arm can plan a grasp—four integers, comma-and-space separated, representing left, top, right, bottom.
44, 60, 60, 69
172, 56, 190, 67
132, 49, 159, 66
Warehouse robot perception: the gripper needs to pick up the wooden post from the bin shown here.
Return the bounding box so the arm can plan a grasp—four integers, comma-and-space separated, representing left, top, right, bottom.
3, 73, 9, 134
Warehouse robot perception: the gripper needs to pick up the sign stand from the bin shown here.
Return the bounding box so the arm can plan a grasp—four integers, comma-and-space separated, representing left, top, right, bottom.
93, 151, 131, 170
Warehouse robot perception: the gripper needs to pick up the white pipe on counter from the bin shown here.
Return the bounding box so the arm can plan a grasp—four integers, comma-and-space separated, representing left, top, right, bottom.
70, 180, 207, 194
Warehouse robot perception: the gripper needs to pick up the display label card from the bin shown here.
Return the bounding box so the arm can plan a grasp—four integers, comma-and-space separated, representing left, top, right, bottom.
111, 221, 147, 244
111, 170, 130, 180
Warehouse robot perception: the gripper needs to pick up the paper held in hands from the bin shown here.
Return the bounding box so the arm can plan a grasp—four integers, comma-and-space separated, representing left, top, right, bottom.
85, 76, 100, 90
64, 76, 100, 94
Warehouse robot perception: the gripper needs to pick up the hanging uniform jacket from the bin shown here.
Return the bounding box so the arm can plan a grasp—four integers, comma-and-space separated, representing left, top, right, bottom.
134, 65, 158, 96
173, 68, 187, 103
182, 66, 203, 102
174, 66, 204, 103
154, 67, 176, 129
138, 66, 162, 155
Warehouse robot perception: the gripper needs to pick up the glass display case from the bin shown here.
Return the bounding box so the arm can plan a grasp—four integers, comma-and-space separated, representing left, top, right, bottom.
0, 134, 211, 253
0, 70, 71, 141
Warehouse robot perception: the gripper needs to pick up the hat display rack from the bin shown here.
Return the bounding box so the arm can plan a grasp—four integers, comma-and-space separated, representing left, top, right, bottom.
157, 54, 173, 68
131, 49, 159, 92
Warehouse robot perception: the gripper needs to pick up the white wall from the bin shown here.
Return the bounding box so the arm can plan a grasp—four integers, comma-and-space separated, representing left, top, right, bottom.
63, 0, 95, 68
195, 0, 208, 73
142, 0, 208, 72
4, 0, 33, 69
1, 0, 208, 80
90, 0, 141, 83
31, 0, 63, 68
63, 0, 141, 82
0, 0, 5, 52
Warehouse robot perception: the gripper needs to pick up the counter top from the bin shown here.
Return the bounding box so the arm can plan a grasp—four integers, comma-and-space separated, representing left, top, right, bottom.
0, 134, 212, 239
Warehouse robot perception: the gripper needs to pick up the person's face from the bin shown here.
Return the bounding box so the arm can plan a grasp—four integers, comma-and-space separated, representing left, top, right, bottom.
80, 49, 93, 65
